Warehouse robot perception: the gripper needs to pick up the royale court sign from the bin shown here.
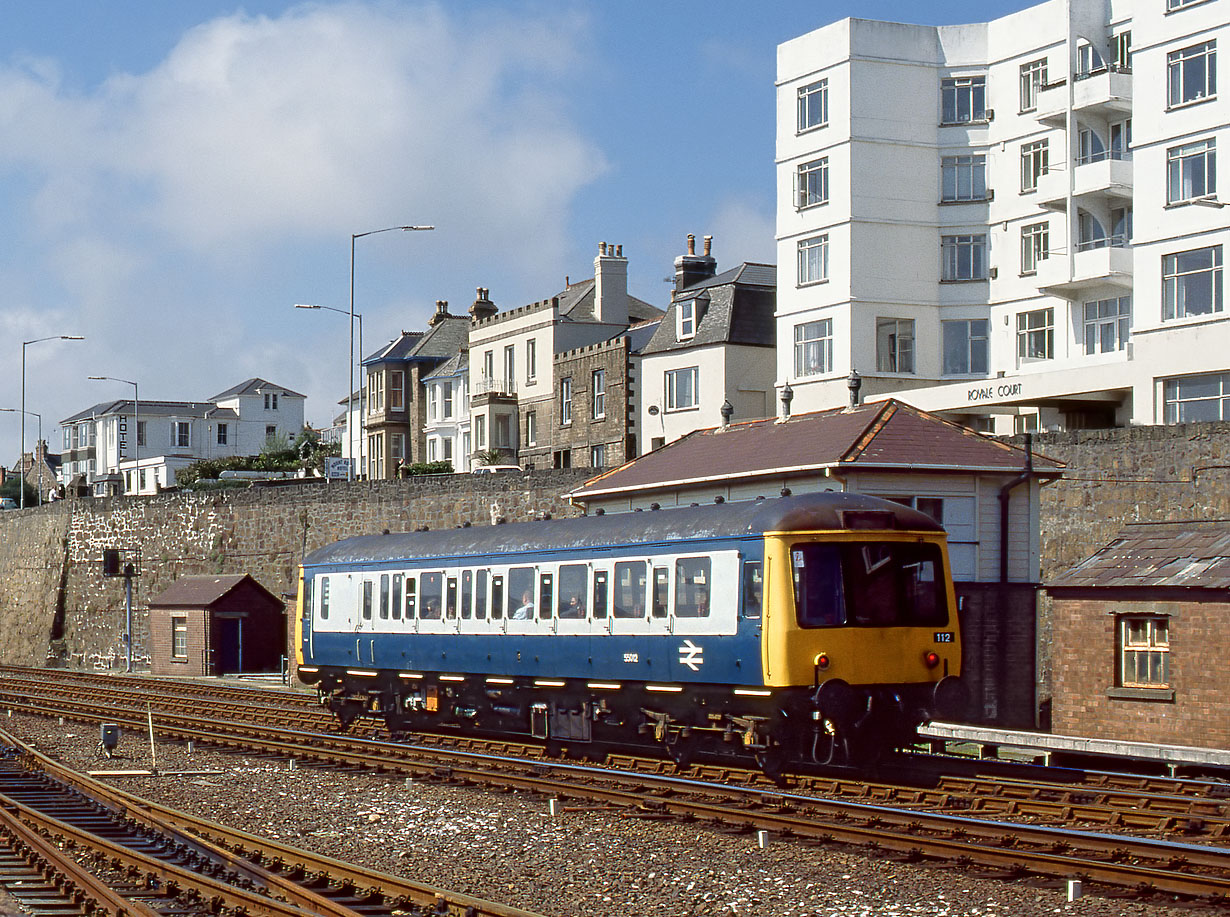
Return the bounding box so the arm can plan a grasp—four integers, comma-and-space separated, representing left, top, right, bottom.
968, 381, 1024, 403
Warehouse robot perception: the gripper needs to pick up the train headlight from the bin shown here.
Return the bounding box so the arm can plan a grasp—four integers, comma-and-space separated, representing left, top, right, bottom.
814, 653, 830, 671
924, 651, 941, 669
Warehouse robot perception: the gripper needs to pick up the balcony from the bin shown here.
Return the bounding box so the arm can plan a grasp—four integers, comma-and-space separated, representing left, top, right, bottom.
1072, 66, 1132, 117
1035, 80, 1069, 127
1037, 241, 1133, 297
1038, 155, 1133, 210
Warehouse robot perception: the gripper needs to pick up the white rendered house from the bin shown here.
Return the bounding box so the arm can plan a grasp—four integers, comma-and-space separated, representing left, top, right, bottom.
776, 0, 1228, 432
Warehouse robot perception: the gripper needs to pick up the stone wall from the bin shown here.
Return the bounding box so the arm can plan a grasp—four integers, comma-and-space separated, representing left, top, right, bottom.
0, 471, 591, 670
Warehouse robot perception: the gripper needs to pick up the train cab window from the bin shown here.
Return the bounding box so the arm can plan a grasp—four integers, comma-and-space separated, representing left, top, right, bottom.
446, 577, 458, 619
674, 557, 711, 617
592, 570, 609, 619
420, 572, 443, 619
379, 574, 390, 620
742, 561, 762, 620
391, 574, 403, 620
461, 571, 473, 619
491, 574, 504, 620
475, 570, 488, 620
791, 541, 948, 628
538, 573, 554, 620
320, 577, 331, 620
362, 580, 374, 620
405, 576, 416, 618
613, 561, 647, 618
303, 577, 313, 617
558, 564, 587, 618
652, 567, 670, 618
509, 567, 535, 619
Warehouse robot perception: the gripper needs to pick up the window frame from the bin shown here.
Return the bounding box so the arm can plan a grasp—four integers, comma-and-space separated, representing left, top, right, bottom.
171, 617, 188, 660
1016, 307, 1055, 362
941, 318, 989, 376
797, 234, 829, 286
1118, 616, 1170, 688
941, 75, 987, 124
794, 319, 833, 378
664, 366, 700, 412
941, 234, 989, 282
1020, 139, 1049, 193
1019, 58, 1047, 113
797, 78, 829, 133
1166, 138, 1216, 205
875, 318, 915, 374
941, 154, 988, 202
1083, 296, 1132, 354
1167, 40, 1217, 108
592, 369, 606, 419
1164, 371, 1230, 422
1163, 245, 1223, 320
1020, 221, 1049, 275
795, 157, 829, 209
560, 377, 573, 425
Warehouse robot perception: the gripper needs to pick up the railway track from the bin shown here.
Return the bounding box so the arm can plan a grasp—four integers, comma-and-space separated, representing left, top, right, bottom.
0, 667, 1227, 904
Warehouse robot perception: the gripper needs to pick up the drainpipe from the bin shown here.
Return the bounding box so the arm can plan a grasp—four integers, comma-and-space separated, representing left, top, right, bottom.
999, 432, 1034, 583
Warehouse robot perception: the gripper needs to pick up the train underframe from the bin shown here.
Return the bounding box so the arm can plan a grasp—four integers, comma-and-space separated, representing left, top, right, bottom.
306, 669, 966, 772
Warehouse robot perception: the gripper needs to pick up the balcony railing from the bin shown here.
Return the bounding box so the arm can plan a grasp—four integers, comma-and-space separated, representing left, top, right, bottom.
471, 377, 519, 398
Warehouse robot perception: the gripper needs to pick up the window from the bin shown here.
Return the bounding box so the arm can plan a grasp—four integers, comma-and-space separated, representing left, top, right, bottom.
791, 541, 947, 628
678, 299, 696, 339
1017, 307, 1054, 361
1021, 139, 1048, 192
264, 392, 278, 410
320, 577, 330, 620
797, 78, 828, 132
390, 433, 404, 462
1119, 617, 1170, 688
494, 414, 512, 449
525, 411, 537, 446
389, 371, 404, 411
560, 377, 573, 425
875, 318, 915, 374
1077, 126, 1106, 164
420, 572, 443, 619
592, 369, 606, 418
427, 439, 438, 462
590, 445, 605, 469
795, 158, 829, 208
474, 415, 485, 448
794, 319, 833, 377
613, 561, 647, 618
1019, 59, 1047, 112
136, 421, 145, 448
526, 338, 537, 382
172, 618, 187, 659
797, 234, 829, 286
442, 383, 453, 419
941, 75, 987, 124
216, 423, 228, 446
675, 557, 711, 617
379, 574, 390, 620
1168, 41, 1216, 107
361, 580, 373, 620
743, 561, 763, 620
265, 424, 277, 441
665, 367, 699, 411
1083, 297, 1131, 354
173, 422, 190, 448
1168, 0, 1203, 8
941, 234, 988, 281
139, 469, 147, 491
482, 350, 494, 385
503, 345, 515, 391
1163, 246, 1223, 319
1020, 221, 1049, 274
367, 372, 384, 413
1076, 41, 1104, 77
558, 564, 588, 619
427, 385, 439, 421
1164, 371, 1230, 421
942, 319, 989, 375
941, 155, 987, 202
1109, 119, 1132, 160
1167, 139, 1216, 204
1114, 31, 1132, 71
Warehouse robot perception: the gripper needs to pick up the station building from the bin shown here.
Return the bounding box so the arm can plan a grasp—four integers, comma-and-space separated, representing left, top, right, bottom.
775, 0, 1229, 433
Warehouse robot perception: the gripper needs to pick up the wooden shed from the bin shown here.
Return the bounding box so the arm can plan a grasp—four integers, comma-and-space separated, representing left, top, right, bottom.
1048, 521, 1230, 751
147, 574, 285, 677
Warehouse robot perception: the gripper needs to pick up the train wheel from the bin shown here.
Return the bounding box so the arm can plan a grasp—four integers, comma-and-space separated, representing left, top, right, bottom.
665, 734, 696, 769
754, 745, 786, 781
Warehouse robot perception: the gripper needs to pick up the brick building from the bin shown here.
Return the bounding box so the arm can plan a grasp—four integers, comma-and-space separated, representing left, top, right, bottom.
1048, 521, 1230, 751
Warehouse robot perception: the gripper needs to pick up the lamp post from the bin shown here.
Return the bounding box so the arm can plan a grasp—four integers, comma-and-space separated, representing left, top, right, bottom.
21, 335, 84, 508
349, 225, 433, 480
0, 408, 41, 503
88, 376, 140, 495
294, 303, 363, 477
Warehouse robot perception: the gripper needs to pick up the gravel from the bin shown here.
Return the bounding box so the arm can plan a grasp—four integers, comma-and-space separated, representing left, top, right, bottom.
4, 713, 1213, 917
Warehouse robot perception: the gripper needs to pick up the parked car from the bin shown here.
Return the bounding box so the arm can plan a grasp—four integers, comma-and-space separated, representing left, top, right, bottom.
471, 465, 523, 474
0, 497, 17, 510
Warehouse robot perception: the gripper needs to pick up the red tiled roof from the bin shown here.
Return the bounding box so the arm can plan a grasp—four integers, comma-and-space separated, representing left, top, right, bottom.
570, 400, 1062, 499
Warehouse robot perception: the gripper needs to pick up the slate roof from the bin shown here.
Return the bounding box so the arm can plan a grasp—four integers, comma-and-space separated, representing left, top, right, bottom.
556, 277, 663, 324
643, 263, 775, 355
147, 574, 278, 608
422, 349, 468, 382
363, 331, 425, 363
364, 315, 470, 366
209, 378, 306, 400
1048, 521, 1230, 591
61, 400, 235, 424
625, 319, 662, 355
567, 399, 1063, 500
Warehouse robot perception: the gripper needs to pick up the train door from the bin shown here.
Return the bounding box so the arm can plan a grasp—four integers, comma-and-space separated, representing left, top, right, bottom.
609, 559, 649, 638
458, 568, 492, 636
300, 573, 315, 662
647, 562, 673, 637
554, 563, 590, 637
505, 565, 538, 636
416, 571, 451, 636
353, 575, 377, 664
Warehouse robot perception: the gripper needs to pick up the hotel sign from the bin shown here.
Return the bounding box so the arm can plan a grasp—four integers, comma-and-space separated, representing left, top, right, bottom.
967, 381, 1024, 403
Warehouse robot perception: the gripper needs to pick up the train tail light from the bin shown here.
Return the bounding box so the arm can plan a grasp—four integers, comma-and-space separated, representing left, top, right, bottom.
814, 653, 831, 671
924, 651, 941, 669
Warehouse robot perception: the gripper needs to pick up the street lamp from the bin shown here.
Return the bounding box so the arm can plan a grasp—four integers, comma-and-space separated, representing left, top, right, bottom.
88, 376, 140, 495
294, 303, 363, 476
0, 408, 42, 504
21, 335, 84, 509
349, 225, 433, 480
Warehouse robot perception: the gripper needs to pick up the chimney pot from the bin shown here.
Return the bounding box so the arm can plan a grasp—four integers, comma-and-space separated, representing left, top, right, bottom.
599, 242, 607, 255
687, 234, 696, 255
703, 235, 712, 257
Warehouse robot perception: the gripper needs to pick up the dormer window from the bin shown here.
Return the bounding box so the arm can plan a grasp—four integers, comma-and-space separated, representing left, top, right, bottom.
678, 300, 696, 340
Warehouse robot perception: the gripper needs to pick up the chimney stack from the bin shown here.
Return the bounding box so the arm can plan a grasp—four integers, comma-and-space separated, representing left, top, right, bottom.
594, 241, 629, 325
674, 233, 717, 293
846, 369, 863, 410
428, 300, 451, 326
469, 287, 497, 321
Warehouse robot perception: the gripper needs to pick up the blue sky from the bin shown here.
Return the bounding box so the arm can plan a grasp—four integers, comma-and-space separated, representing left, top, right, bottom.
0, 0, 1036, 447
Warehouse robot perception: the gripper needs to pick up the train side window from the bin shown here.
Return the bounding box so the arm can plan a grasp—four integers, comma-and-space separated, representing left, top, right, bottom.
742, 561, 762, 620
461, 570, 473, 620
446, 577, 458, 619
379, 574, 390, 620
405, 576, 416, 618
792, 544, 845, 627
592, 570, 608, 619
491, 574, 504, 620
475, 570, 488, 620
538, 572, 554, 620
508, 567, 535, 619
558, 564, 587, 618
651, 567, 670, 618
362, 580, 374, 620
303, 576, 313, 617
391, 574, 403, 620
319, 577, 330, 620
420, 572, 443, 619
613, 561, 647, 618
674, 557, 710, 617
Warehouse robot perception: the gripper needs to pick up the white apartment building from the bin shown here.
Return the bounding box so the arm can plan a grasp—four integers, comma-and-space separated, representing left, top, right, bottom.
422, 351, 471, 467
776, 0, 1228, 432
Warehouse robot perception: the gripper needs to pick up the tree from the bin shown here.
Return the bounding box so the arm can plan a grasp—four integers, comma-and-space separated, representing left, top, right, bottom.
0, 476, 37, 506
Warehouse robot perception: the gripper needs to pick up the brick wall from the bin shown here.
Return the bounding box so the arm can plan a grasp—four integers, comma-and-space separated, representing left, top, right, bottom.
1051, 596, 1229, 750
553, 337, 632, 469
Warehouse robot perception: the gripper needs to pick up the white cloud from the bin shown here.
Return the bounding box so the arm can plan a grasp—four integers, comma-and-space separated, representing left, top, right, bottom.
707, 196, 777, 268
